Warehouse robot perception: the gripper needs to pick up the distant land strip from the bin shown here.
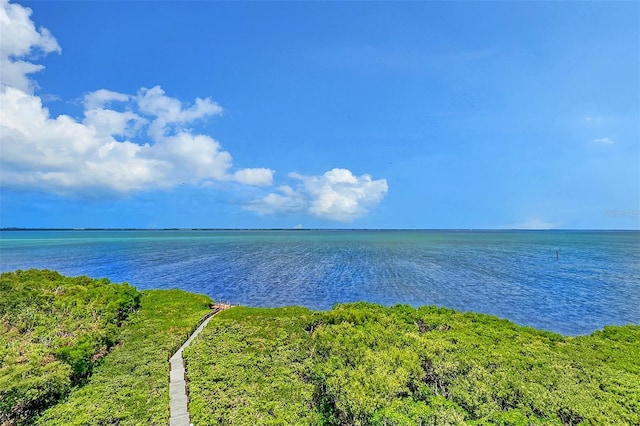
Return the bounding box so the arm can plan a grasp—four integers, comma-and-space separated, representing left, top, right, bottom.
2, 227, 637, 231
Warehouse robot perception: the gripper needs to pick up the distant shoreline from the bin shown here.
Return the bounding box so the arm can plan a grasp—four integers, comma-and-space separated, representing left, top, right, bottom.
2, 227, 638, 232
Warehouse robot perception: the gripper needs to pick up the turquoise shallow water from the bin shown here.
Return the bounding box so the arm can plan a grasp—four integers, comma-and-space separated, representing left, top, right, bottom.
1, 229, 639, 335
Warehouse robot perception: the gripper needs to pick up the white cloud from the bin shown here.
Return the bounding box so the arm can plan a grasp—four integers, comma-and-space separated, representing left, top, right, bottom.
233, 168, 274, 187
84, 89, 130, 110
248, 168, 388, 222
83, 108, 145, 139
593, 137, 613, 145
248, 185, 307, 215
136, 86, 224, 140
0, 1, 388, 223
137, 86, 222, 124
0, 0, 272, 196
152, 132, 233, 183
321, 168, 358, 184
0, 83, 269, 194
504, 218, 558, 230
0, 0, 60, 92
1, 86, 165, 193
303, 169, 388, 220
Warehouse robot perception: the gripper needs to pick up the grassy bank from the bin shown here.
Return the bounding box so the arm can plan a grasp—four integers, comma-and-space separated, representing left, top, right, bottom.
185, 303, 640, 425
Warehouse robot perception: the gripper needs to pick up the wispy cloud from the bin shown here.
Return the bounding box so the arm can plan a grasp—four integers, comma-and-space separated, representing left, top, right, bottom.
593, 137, 614, 145
502, 218, 559, 230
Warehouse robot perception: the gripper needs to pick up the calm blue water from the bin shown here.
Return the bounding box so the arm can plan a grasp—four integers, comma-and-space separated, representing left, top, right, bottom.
1, 230, 639, 335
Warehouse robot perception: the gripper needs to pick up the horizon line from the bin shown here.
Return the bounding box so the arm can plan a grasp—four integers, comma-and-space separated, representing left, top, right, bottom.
1, 227, 639, 232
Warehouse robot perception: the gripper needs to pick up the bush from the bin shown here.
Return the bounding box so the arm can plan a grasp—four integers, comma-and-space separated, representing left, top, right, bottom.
0, 270, 141, 425
37, 289, 213, 426
186, 303, 640, 425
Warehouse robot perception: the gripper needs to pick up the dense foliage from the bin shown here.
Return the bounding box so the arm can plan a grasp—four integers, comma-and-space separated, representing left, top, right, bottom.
0, 269, 140, 425
37, 289, 213, 425
3, 270, 638, 425
185, 307, 321, 425
186, 303, 640, 425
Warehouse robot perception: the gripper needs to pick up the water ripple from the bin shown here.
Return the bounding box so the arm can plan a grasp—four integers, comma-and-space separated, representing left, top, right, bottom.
1, 230, 638, 335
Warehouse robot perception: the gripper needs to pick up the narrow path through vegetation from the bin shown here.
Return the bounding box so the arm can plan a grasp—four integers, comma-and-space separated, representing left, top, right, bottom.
169, 303, 233, 426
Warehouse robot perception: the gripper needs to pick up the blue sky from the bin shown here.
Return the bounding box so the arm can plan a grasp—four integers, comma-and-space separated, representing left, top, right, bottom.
0, 0, 638, 229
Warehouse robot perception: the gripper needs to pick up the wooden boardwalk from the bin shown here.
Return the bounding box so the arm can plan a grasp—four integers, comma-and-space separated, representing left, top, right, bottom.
169, 304, 232, 426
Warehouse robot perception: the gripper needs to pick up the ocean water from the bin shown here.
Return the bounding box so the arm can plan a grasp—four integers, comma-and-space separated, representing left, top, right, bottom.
1, 229, 638, 335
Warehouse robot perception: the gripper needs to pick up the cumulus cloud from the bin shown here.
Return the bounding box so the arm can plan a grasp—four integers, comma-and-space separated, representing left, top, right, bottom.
0, 0, 272, 195
136, 86, 224, 140
137, 86, 222, 124
0, 0, 60, 92
0, 1, 385, 222
248, 168, 388, 222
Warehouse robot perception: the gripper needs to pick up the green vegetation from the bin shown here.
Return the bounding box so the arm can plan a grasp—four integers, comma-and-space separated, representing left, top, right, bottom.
37, 289, 212, 425
3, 270, 638, 425
0, 269, 140, 425
0, 269, 213, 426
185, 303, 640, 425
185, 307, 321, 425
